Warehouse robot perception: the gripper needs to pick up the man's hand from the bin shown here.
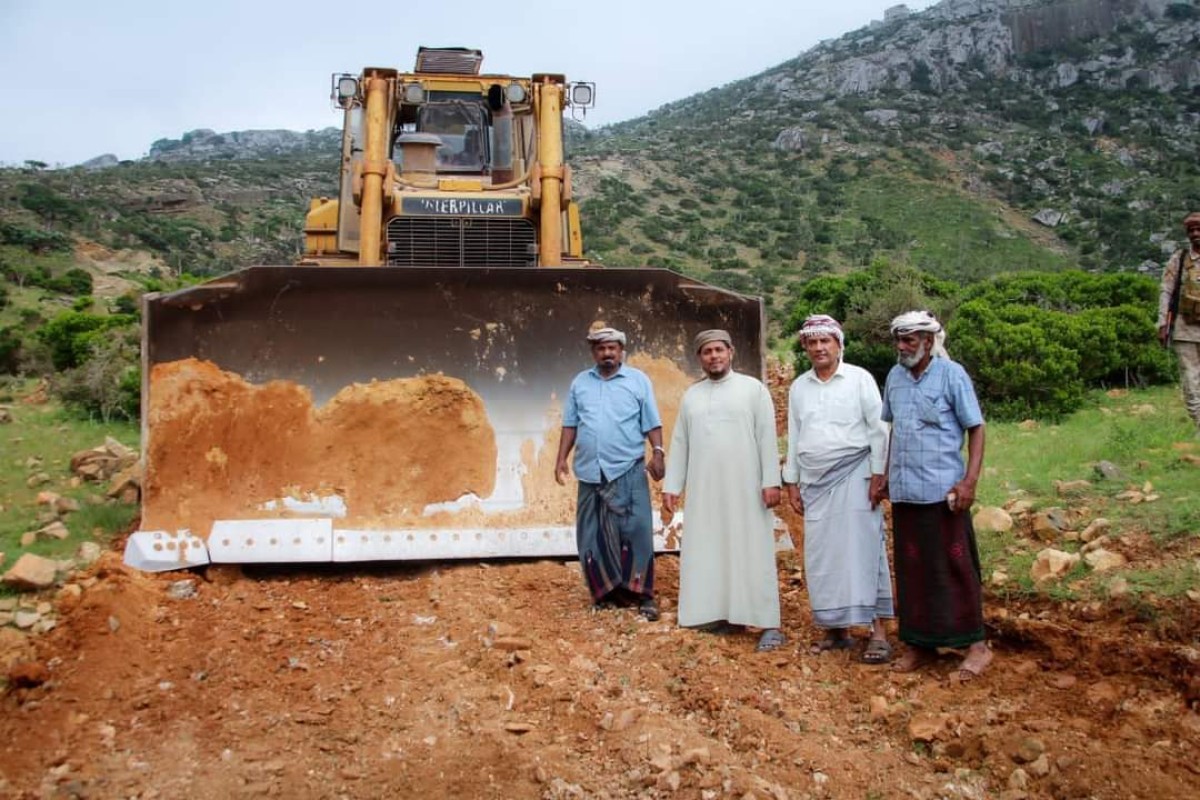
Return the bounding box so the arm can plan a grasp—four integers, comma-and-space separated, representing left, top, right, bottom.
647, 450, 665, 482
868, 474, 888, 509
554, 459, 570, 486
949, 477, 977, 512
762, 487, 781, 509
661, 493, 679, 526
784, 484, 803, 515
1158, 323, 1171, 347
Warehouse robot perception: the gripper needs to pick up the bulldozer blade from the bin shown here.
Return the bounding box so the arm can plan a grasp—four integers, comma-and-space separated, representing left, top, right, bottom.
130, 265, 763, 568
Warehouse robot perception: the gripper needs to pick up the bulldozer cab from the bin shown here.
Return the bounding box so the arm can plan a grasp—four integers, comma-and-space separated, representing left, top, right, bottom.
124, 48, 767, 572
413, 98, 487, 172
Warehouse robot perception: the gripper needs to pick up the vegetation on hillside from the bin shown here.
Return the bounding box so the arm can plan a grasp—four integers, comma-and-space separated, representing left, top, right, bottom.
0, 0, 1195, 422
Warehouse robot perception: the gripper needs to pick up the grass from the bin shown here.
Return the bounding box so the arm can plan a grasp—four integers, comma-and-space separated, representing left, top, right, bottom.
1, 389, 138, 589
975, 383, 1199, 602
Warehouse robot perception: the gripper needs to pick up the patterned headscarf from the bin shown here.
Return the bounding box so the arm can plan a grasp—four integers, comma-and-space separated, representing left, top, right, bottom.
586, 327, 626, 346
890, 310, 949, 359
798, 314, 844, 348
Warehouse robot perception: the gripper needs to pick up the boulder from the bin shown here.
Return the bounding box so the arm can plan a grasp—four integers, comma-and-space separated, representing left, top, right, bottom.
38, 521, 70, 541
1084, 549, 1127, 572
973, 506, 1013, 533
1079, 518, 1110, 542
1031, 549, 1079, 583
908, 713, 950, 742
1054, 479, 1092, 496
1029, 513, 1062, 542
3, 553, 60, 590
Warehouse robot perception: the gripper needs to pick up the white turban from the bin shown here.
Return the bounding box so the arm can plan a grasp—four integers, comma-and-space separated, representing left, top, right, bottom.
798, 314, 844, 348
890, 310, 949, 359
586, 327, 626, 346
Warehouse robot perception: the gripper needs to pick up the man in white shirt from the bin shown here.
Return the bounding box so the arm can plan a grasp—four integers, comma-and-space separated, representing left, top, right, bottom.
782, 315, 894, 664
662, 330, 784, 651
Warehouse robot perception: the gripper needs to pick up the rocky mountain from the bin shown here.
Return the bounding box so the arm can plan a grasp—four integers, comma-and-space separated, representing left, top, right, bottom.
570, 0, 1199, 300
144, 127, 341, 163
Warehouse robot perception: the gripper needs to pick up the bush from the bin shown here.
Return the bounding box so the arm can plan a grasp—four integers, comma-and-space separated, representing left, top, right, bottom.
52, 328, 140, 421
948, 272, 1172, 419
1165, 3, 1197, 21
47, 268, 94, 296
35, 311, 138, 371
949, 300, 1087, 420
0, 326, 21, 374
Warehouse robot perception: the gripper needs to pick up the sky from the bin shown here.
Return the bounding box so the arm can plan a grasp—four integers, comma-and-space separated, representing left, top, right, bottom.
0, 0, 938, 167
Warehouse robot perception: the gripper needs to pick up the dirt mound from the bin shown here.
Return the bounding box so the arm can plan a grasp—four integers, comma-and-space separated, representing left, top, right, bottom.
144, 359, 497, 533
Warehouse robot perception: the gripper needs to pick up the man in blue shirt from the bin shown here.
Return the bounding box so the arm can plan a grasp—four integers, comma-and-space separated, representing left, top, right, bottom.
873, 311, 991, 682
555, 327, 666, 620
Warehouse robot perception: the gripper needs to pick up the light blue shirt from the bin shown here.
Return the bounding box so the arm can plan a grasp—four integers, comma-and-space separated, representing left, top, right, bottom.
563, 363, 662, 484
881, 358, 984, 504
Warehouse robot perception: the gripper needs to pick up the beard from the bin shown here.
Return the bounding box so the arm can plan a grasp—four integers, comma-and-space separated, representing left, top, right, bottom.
704, 364, 731, 379
898, 340, 928, 368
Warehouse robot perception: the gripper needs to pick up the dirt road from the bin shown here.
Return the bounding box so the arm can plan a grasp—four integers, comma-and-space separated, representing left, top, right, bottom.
3, 365, 1199, 798
2, 544, 1198, 799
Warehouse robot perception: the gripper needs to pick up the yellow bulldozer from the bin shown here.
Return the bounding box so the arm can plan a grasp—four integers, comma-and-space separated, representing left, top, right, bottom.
124, 47, 765, 571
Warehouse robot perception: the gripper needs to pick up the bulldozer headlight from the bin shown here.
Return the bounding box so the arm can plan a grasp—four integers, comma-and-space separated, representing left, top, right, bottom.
569, 82, 595, 108
505, 82, 526, 103
334, 75, 359, 108
403, 83, 425, 104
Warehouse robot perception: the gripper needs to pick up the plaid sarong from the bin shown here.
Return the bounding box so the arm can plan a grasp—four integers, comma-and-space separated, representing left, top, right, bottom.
892, 501, 984, 648
575, 461, 655, 602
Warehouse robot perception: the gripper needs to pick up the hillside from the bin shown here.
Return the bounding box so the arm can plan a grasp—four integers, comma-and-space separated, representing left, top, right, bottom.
574, 0, 1200, 304
0, 0, 1197, 349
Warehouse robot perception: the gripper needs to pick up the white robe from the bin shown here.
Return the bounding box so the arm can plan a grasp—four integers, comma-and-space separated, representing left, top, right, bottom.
663, 371, 781, 628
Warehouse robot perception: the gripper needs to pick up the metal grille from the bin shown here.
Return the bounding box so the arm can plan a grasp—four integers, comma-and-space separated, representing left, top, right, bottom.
414, 47, 483, 75
386, 217, 537, 268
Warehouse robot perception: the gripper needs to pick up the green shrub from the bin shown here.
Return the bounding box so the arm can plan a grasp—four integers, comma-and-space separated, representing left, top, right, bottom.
52, 328, 141, 422
0, 326, 21, 374
35, 311, 138, 371
47, 268, 94, 296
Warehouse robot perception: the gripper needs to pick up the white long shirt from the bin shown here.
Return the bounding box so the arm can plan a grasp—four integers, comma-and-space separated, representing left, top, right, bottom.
782, 360, 888, 486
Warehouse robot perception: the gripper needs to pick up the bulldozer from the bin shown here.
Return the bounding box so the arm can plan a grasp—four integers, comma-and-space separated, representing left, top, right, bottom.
124, 47, 765, 571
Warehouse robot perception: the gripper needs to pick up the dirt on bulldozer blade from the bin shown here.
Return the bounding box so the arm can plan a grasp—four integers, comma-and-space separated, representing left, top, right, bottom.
2, 373, 1199, 799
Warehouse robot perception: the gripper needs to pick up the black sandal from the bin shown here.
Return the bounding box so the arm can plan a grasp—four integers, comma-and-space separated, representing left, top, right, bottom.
860, 638, 893, 665
638, 598, 660, 622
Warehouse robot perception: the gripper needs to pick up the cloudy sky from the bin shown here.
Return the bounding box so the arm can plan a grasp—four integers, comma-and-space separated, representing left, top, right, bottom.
0, 0, 937, 166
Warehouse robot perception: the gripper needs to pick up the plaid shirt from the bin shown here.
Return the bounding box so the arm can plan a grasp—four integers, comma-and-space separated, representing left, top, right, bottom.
881, 358, 984, 504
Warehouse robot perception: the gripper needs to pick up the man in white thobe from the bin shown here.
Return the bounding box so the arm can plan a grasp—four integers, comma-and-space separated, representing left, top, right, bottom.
782, 314, 894, 664
661, 329, 784, 651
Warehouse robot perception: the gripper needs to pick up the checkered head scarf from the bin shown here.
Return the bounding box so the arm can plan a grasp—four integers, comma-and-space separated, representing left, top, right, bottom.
798, 314, 844, 349
890, 310, 949, 359
586, 327, 626, 346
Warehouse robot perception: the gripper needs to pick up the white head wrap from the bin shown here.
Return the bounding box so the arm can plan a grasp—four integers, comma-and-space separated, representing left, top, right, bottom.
586, 327, 626, 346
890, 310, 949, 359
798, 314, 844, 348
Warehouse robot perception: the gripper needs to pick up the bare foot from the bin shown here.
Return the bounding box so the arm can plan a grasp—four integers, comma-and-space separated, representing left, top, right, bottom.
955, 642, 993, 682
891, 645, 936, 673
